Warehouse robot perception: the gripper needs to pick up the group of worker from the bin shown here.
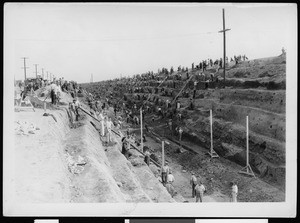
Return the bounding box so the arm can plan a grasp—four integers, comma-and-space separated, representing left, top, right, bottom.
159, 161, 238, 202
83, 81, 240, 203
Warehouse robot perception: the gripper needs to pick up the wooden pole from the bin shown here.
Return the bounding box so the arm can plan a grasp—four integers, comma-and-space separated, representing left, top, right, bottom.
162, 141, 165, 167
23, 58, 27, 80
140, 108, 143, 151
239, 115, 255, 177
219, 9, 230, 85
210, 109, 213, 153
34, 64, 38, 78
222, 8, 226, 83
21, 57, 28, 80
246, 115, 249, 171
208, 109, 219, 158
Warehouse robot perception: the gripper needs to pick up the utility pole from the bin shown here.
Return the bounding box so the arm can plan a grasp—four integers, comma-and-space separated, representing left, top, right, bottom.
219, 8, 230, 84
41, 68, 44, 79
34, 64, 39, 78
21, 57, 29, 80
239, 116, 255, 177
140, 108, 143, 152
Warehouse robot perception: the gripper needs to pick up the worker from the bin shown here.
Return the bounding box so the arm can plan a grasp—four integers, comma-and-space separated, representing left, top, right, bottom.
167, 170, 175, 185
103, 116, 109, 146
144, 149, 150, 166
165, 181, 176, 197
121, 137, 128, 158
168, 119, 173, 136
190, 172, 197, 198
99, 112, 105, 136
125, 134, 131, 158
106, 117, 113, 144
195, 181, 206, 202
176, 101, 181, 110
179, 127, 183, 141
161, 162, 170, 186
50, 82, 57, 105
68, 102, 75, 128
230, 181, 238, 202
74, 97, 81, 121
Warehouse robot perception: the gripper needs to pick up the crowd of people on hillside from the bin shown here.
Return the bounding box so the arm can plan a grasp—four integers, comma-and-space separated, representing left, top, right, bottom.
14, 76, 81, 107
79, 51, 247, 202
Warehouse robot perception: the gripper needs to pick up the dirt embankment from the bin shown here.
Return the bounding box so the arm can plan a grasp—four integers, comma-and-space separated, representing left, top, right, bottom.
14, 92, 173, 203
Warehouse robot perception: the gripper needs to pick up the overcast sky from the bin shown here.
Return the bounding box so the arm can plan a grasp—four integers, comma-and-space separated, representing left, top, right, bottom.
5, 3, 296, 83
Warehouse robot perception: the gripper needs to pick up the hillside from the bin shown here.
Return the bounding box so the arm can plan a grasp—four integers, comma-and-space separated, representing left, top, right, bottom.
12, 54, 286, 204
80, 53, 286, 202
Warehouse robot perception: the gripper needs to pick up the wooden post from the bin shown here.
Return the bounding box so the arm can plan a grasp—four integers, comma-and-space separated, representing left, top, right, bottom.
210, 109, 213, 153
34, 64, 38, 78
162, 141, 165, 167
219, 9, 230, 85
140, 108, 143, 152
239, 115, 255, 177
222, 8, 226, 83
246, 115, 249, 168
21, 57, 29, 80
208, 109, 219, 158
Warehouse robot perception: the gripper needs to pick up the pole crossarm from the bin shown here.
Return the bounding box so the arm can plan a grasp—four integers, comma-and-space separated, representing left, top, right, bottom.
218, 28, 231, 33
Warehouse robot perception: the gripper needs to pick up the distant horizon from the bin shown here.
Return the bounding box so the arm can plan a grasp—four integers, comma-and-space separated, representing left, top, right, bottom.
5, 3, 296, 83
77, 53, 284, 84
13, 53, 284, 84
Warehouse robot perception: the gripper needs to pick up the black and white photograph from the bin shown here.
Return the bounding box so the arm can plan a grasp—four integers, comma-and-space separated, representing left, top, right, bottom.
3, 2, 297, 217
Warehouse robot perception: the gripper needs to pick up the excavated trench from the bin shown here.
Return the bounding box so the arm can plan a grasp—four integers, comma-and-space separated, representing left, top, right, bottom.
114, 85, 286, 194
61, 106, 175, 203
14, 90, 175, 203
79, 55, 286, 201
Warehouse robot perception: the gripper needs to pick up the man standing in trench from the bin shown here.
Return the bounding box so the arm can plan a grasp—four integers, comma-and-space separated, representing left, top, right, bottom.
161, 162, 170, 186
195, 180, 206, 202
74, 97, 81, 121
190, 172, 197, 198
166, 170, 176, 197
230, 181, 238, 202
106, 117, 113, 144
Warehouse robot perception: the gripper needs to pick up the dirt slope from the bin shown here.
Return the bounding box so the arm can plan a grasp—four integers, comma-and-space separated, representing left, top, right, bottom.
14, 91, 173, 203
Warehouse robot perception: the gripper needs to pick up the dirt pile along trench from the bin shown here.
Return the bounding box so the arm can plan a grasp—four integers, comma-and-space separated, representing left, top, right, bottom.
80, 54, 286, 202
14, 91, 173, 203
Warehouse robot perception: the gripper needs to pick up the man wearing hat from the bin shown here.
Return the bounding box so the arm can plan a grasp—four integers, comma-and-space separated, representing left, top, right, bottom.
73, 98, 81, 121
190, 172, 197, 198
167, 170, 175, 185
230, 181, 238, 202
166, 170, 176, 197
161, 162, 170, 186
194, 180, 206, 202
